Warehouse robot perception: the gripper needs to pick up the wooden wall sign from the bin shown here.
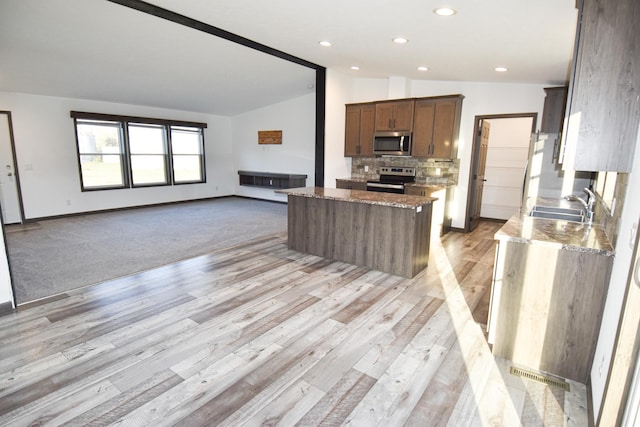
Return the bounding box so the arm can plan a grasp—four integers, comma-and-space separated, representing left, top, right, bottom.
258, 130, 282, 145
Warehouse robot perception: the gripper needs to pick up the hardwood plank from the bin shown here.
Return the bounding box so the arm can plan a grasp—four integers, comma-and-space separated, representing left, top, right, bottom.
66, 370, 184, 426
239, 379, 324, 427
296, 368, 377, 426
0, 222, 589, 426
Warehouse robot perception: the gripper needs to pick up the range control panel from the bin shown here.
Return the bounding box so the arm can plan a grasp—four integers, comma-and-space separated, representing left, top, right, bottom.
379, 166, 416, 177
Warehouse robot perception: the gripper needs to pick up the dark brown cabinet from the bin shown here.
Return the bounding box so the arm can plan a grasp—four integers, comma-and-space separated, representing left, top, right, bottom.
540, 87, 567, 134
375, 100, 414, 132
412, 95, 463, 159
335, 179, 367, 191
561, 0, 640, 172
344, 103, 375, 157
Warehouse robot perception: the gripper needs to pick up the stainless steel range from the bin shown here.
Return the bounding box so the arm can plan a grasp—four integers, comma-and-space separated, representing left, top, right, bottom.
366, 166, 416, 194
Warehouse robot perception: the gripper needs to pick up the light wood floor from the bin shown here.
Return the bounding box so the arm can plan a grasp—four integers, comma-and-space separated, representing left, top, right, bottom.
0, 221, 588, 426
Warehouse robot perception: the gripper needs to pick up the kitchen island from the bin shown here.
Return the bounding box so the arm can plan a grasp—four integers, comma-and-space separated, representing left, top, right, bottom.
276, 187, 436, 278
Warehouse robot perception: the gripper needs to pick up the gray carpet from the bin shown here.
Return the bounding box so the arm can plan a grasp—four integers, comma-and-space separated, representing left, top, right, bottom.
5, 197, 288, 304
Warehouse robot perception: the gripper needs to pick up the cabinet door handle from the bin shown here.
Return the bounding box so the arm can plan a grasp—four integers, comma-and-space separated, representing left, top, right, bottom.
389, 118, 392, 128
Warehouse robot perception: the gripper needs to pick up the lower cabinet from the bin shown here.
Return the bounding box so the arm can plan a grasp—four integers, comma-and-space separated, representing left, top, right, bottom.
335, 179, 367, 191
488, 239, 613, 382
404, 185, 448, 239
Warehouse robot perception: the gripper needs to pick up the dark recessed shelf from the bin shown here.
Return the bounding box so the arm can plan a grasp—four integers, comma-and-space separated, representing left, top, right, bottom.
238, 170, 307, 189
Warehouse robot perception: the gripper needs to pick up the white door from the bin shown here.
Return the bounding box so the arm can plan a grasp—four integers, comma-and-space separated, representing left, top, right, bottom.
481, 117, 533, 220
0, 113, 22, 224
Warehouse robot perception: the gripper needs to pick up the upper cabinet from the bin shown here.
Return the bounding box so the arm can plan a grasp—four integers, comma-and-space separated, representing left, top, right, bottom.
561, 0, 640, 172
412, 95, 463, 159
375, 100, 414, 132
344, 95, 463, 158
540, 87, 567, 134
344, 103, 375, 157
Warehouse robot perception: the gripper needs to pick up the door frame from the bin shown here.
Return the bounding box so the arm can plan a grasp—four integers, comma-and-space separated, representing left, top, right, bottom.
0, 111, 25, 224
464, 112, 537, 232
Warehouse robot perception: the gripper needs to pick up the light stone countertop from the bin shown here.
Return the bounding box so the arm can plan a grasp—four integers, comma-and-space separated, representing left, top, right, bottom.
496, 197, 614, 256
276, 187, 436, 209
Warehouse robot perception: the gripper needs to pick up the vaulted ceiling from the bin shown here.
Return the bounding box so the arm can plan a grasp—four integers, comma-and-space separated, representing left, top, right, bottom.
0, 0, 578, 116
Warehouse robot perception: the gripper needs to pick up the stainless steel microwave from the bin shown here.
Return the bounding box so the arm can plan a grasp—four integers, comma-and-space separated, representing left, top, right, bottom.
373, 131, 412, 156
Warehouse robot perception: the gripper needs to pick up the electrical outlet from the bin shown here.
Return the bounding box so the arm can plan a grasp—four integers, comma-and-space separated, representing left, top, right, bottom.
364, 165, 369, 172
66, 200, 71, 206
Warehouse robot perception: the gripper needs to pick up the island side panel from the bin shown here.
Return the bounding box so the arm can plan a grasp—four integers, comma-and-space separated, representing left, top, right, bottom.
411, 203, 432, 277
287, 195, 334, 256
492, 240, 612, 382
286, 194, 431, 278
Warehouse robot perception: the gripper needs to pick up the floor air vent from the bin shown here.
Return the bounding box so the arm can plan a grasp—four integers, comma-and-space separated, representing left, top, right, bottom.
510, 366, 570, 391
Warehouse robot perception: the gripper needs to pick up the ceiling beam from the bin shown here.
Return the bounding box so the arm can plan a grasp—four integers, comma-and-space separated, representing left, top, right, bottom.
105, 0, 323, 71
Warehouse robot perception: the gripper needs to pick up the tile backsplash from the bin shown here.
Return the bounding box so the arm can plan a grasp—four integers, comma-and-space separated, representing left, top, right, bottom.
351, 157, 459, 186
594, 172, 628, 248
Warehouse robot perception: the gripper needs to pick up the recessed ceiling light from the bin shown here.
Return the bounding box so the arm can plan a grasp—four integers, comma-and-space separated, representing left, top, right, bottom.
417, 66, 429, 71
350, 66, 360, 71
319, 41, 332, 47
392, 37, 409, 44
495, 66, 508, 72
434, 7, 456, 16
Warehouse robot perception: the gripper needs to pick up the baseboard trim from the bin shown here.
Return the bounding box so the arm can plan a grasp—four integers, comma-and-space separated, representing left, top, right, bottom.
480, 217, 508, 224
0, 301, 15, 317
234, 195, 287, 205
22, 195, 236, 224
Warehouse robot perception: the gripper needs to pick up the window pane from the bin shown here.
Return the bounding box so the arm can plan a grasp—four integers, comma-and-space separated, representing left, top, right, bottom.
76, 120, 125, 189
80, 154, 124, 188
131, 155, 167, 185
171, 128, 202, 154
129, 124, 166, 154
173, 155, 202, 182
77, 120, 122, 154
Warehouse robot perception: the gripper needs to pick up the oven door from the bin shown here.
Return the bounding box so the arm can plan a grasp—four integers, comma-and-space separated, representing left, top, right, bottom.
366, 182, 405, 194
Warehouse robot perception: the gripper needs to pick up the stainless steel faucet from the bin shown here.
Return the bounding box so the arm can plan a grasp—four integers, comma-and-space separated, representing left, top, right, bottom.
565, 188, 596, 224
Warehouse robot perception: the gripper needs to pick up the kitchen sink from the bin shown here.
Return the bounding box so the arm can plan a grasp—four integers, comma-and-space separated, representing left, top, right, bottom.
529, 205, 585, 223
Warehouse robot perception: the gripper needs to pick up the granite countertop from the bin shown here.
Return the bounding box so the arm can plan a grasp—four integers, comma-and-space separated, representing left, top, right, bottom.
404, 183, 447, 190
496, 198, 614, 256
336, 177, 369, 183
276, 187, 436, 209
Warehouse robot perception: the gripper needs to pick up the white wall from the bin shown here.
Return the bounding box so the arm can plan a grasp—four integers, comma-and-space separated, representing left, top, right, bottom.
323, 77, 548, 228
324, 70, 355, 188
591, 123, 640, 417
0, 224, 14, 308
0, 91, 234, 219
232, 93, 315, 203
482, 117, 533, 220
